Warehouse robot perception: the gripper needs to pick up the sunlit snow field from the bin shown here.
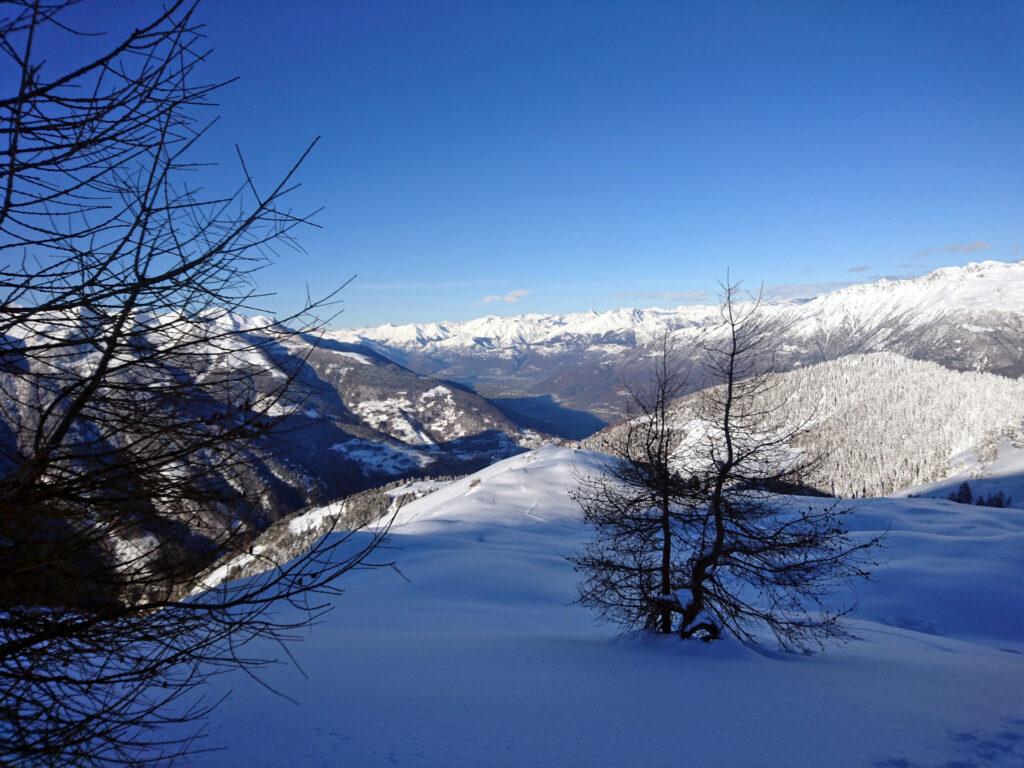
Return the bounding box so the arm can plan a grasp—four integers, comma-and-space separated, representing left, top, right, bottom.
182, 447, 1024, 768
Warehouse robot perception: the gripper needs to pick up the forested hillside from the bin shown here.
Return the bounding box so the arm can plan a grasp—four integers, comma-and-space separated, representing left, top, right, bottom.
586, 352, 1024, 498
779, 353, 1024, 496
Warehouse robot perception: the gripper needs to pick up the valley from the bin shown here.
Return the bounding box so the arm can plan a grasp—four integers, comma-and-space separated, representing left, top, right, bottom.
180, 266, 1024, 766
103, 261, 1024, 572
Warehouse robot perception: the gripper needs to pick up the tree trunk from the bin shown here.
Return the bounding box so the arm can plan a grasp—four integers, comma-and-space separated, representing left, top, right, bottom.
660, 493, 672, 633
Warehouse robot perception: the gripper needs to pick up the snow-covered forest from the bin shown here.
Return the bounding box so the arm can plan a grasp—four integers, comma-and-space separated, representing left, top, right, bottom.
776, 353, 1024, 496
588, 351, 1024, 498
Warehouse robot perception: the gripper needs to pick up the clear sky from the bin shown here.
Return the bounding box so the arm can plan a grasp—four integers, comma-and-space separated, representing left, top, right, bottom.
80, 2, 1024, 325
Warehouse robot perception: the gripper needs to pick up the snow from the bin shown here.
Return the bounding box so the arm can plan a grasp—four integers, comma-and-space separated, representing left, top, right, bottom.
331, 350, 373, 365
347, 260, 1024, 355
110, 532, 160, 573
352, 396, 438, 445
385, 479, 450, 499
321, 328, 363, 344
180, 446, 1024, 768
199, 308, 277, 332
351, 305, 725, 353
649, 351, 1024, 498
330, 438, 433, 474
347, 386, 485, 447
898, 437, 1024, 507
420, 385, 451, 398
191, 550, 260, 594
287, 500, 345, 535
811, 259, 1024, 316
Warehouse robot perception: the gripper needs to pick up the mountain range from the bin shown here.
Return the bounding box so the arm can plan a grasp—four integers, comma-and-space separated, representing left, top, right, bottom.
0, 311, 544, 543
342, 260, 1024, 430
145, 259, 1024, 524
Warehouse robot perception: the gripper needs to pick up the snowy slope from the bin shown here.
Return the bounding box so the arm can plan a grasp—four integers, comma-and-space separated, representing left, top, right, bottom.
898, 437, 1024, 506
584, 352, 1024, 499
182, 446, 1024, 768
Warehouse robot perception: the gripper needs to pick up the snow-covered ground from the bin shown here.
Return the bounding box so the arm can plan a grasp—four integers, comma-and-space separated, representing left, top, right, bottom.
898, 437, 1024, 508
330, 438, 433, 474
182, 446, 1024, 768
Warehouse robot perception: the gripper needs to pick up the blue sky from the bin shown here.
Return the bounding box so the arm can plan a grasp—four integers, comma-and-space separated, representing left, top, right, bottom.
81, 2, 1024, 325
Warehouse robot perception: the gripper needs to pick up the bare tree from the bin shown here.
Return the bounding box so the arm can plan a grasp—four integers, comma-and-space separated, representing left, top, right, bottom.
674, 282, 880, 648
570, 334, 695, 634
573, 284, 880, 650
0, 2, 386, 765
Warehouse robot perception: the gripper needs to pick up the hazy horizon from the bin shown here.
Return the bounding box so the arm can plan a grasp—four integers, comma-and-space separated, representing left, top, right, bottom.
333, 256, 1021, 329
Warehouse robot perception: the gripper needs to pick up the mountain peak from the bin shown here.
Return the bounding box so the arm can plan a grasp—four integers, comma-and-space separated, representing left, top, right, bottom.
343, 259, 1024, 359
811, 259, 1024, 315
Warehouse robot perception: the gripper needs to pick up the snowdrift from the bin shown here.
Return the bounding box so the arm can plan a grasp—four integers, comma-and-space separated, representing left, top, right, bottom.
181, 446, 1024, 768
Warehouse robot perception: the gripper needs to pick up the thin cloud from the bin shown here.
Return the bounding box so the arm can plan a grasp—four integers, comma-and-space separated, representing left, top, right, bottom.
478, 288, 531, 305
762, 281, 857, 300
847, 265, 872, 273
611, 289, 710, 304
916, 241, 992, 258
361, 278, 501, 290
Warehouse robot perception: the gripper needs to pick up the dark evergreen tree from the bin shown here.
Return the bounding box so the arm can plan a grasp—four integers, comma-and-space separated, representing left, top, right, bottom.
950, 482, 974, 504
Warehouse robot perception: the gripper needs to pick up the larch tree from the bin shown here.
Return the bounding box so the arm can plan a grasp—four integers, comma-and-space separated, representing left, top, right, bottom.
672, 281, 880, 648
0, 1, 385, 764
569, 334, 696, 634
573, 282, 881, 650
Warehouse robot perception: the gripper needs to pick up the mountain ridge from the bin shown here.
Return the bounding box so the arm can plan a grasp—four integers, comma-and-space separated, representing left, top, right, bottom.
345, 260, 1024, 350
336, 260, 1024, 420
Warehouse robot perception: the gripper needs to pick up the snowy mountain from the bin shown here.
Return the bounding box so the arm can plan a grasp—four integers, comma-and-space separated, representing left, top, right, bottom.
13, 261, 1022, 589
0, 311, 545, 544
344, 261, 1024, 423
585, 351, 1024, 499
265, 333, 544, 503
220, 349, 1024, 591
183, 446, 1024, 767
